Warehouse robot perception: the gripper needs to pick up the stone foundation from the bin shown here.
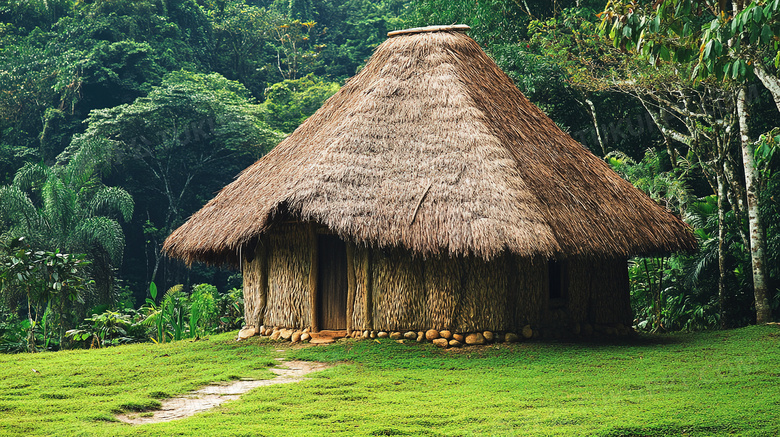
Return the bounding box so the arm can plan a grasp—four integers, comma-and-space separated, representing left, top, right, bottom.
239, 322, 636, 347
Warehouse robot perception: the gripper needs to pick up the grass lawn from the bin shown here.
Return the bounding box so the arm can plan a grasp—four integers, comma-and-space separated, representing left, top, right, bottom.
0, 325, 778, 436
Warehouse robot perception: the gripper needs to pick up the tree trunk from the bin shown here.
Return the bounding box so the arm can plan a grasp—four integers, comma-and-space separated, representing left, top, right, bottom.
717, 171, 728, 328
737, 87, 772, 324
584, 96, 607, 156
58, 296, 65, 349
722, 157, 749, 248
150, 248, 162, 291
753, 63, 780, 114
27, 290, 37, 353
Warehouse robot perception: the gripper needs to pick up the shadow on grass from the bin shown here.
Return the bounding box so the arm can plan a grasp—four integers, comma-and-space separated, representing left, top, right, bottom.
548, 332, 692, 347
278, 331, 707, 374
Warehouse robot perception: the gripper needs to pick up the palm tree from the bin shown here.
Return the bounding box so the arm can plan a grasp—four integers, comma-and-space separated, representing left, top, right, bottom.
0, 139, 133, 315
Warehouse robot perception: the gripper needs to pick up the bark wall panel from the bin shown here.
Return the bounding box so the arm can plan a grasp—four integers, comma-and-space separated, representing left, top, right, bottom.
454, 255, 508, 332
424, 255, 461, 330
587, 257, 632, 325
241, 249, 263, 328
566, 258, 592, 323
252, 226, 629, 332
372, 248, 426, 331
512, 255, 546, 327
264, 224, 312, 328
351, 245, 368, 330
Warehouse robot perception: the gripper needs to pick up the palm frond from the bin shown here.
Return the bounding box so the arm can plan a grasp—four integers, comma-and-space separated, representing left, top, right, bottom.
604, 150, 637, 165
59, 137, 115, 187
163, 284, 184, 302
87, 187, 134, 222
683, 209, 706, 229
41, 176, 76, 238
140, 309, 161, 327
684, 237, 718, 288
73, 217, 125, 264
11, 162, 50, 193
0, 186, 46, 238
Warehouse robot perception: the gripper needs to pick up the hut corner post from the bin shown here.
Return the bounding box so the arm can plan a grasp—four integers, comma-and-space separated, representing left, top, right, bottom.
346, 243, 356, 334
308, 224, 319, 332
258, 238, 268, 328
363, 249, 373, 331
241, 240, 267, 330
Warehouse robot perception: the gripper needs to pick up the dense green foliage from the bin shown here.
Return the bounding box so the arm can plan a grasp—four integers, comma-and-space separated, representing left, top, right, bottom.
138, 282, 243, 344
70, 70, 283, 294
0, 327, 779, 435
0, 0, 399, 306
596, 0, 780, 325
261, 74, 340, 133
1, 140, 133, 294
0, 0, 778, 350
0, 238, 90, 352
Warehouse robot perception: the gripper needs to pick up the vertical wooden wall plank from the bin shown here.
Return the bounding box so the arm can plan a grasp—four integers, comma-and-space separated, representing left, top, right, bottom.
308, 224, 319, 332
364, 249, 373, 331
258, 237, 268, 326
346, 242, 356, 334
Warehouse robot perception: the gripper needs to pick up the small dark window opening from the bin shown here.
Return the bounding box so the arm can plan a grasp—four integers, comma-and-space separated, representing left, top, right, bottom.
242, 237, 259, 263
548, 260, 568, 306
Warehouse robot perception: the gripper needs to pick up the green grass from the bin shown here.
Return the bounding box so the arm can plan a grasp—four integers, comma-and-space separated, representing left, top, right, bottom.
1, 326, 779, 436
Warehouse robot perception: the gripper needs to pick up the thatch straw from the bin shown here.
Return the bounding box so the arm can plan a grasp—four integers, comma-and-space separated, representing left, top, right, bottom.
509, 255, 546, 327
351, 246, 369, 330
423, 255, 462, 330
163, 29, 696, 267
372, 247, 426, 332
241, 238, 267, 327
387, 24, 470, 37
264, 224, 311, 327
586, 258, 632, 325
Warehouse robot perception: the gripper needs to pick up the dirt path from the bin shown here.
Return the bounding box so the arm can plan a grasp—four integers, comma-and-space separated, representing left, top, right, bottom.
116, 360, 333, 425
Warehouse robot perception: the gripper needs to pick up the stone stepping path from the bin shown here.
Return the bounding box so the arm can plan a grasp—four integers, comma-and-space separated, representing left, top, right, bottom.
116, 360, 332, 425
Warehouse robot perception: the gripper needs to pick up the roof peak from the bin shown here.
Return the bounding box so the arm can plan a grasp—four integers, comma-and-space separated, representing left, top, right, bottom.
387, 24, 470, 38
163, 27, 697, 266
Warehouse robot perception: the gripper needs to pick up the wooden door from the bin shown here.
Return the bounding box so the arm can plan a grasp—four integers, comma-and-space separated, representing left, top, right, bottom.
317, 234, 348, 330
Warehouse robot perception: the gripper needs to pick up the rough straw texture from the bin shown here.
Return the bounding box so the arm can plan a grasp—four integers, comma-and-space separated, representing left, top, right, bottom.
243, 223, 634, 331
163, 30, 695, 266
241, 250, 266, 327
511, 256, 543, 326
371, 248, 425, 331
264, 225, 311, 328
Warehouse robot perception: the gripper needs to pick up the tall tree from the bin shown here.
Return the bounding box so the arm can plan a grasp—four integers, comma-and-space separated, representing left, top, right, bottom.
70, 71, 283, 294
288, 0, 316, 21
312, 0, 409, 79
599, 0, 779, 323
206, 0, 281, 97
271, 19, 324, 80
517, 2, 772, 326
261, 74, 340, 133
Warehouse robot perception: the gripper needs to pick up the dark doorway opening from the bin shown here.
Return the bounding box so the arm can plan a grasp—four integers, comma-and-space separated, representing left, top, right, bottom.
317, 234, 348, 330
548, 259, 568, 307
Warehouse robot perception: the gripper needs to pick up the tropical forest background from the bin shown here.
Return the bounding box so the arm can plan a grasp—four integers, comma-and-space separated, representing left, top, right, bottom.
0, 0, 778, 353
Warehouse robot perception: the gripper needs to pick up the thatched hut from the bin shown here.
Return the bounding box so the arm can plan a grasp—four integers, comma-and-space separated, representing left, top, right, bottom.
163, 25, 695, 340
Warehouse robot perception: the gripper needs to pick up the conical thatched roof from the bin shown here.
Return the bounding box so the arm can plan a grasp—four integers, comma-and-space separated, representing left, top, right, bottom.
163, 26, 696, 266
